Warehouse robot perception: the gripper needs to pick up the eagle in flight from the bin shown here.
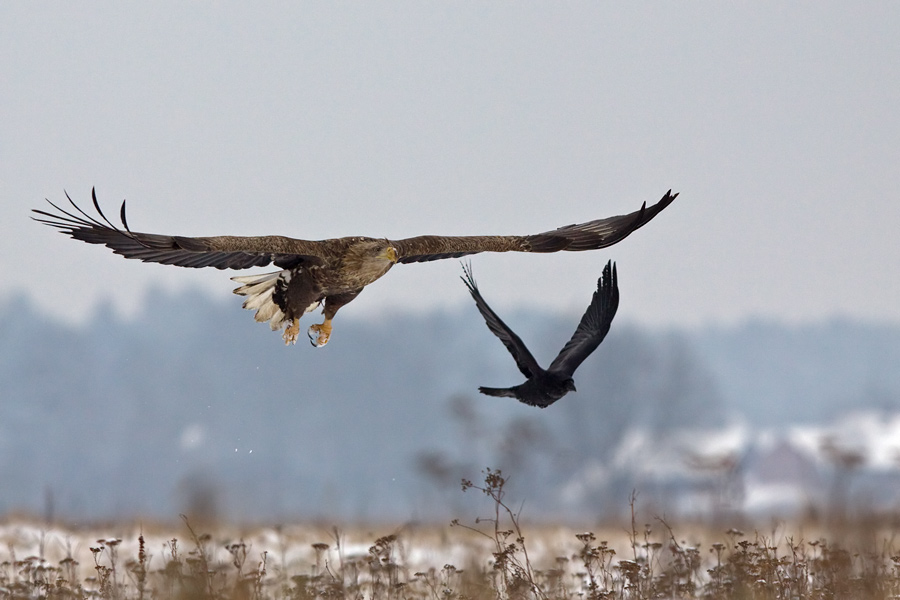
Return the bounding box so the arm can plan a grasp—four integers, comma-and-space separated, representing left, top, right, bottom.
461, 260, 618, 408
33, 189, 675, 347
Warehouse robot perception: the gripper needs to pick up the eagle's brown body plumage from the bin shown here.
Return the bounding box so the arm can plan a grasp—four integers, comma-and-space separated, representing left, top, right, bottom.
33, 189, 676, 346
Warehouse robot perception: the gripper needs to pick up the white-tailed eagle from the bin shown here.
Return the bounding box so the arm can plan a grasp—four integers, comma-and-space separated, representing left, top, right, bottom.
33, 189, 673, 347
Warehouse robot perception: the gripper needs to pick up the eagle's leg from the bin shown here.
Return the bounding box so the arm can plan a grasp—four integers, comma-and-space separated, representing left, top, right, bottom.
306, 288, 363, 348
307, 318, 333, 348
283, 318, 301, 345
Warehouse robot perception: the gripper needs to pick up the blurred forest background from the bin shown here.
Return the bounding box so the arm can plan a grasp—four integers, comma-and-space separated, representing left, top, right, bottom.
2, 287, 898, 523
3, 3, 899, 538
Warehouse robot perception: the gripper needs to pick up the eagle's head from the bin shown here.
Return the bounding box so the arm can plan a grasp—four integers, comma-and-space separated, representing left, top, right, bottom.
343, 239, 398, 284
368, 240, 397, 265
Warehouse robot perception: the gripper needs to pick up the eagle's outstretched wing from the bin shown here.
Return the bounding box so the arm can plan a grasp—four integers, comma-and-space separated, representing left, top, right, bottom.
460, 262, 541, 380
548, 260, 619, 377
392, 190, 676, 263
34, 188, 675, 269
32, 188, 327, 270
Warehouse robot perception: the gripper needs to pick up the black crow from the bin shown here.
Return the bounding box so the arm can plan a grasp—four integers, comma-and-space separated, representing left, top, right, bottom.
461, 260, 619, 408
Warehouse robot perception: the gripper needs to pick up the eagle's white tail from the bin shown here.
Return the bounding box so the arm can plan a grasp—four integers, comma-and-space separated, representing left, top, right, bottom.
232, 271, 289, 330
231, 271, 318, 335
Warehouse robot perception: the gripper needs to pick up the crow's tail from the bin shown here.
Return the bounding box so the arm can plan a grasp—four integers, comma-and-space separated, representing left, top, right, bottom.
478, 386, 518, 398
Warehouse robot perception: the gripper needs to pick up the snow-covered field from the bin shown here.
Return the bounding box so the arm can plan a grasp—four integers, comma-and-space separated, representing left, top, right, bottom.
2, 497, 899, 598
0, 516, 632, 595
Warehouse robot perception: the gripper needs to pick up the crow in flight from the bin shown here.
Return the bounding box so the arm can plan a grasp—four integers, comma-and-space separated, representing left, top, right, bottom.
461, 260, 619, 408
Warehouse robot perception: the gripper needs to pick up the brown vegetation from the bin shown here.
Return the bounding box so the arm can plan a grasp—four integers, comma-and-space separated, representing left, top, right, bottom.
1, 469, 899, 599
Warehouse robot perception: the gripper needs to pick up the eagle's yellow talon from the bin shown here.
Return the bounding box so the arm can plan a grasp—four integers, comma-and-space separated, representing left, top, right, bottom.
283, 319, 300, 345
307, 320, 333, 348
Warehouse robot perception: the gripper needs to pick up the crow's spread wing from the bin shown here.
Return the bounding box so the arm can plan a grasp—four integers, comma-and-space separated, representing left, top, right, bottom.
460, 262, 542, 379
392, 190, 676, 264
548, 260, 619, 377
32, 189, 327, 270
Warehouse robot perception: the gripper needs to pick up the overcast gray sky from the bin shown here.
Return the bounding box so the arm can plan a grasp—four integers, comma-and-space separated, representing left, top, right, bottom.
2, 2, 898, 329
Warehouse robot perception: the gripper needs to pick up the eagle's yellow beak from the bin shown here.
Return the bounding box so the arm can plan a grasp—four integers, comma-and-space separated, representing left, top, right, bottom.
383, 246, 398, 263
